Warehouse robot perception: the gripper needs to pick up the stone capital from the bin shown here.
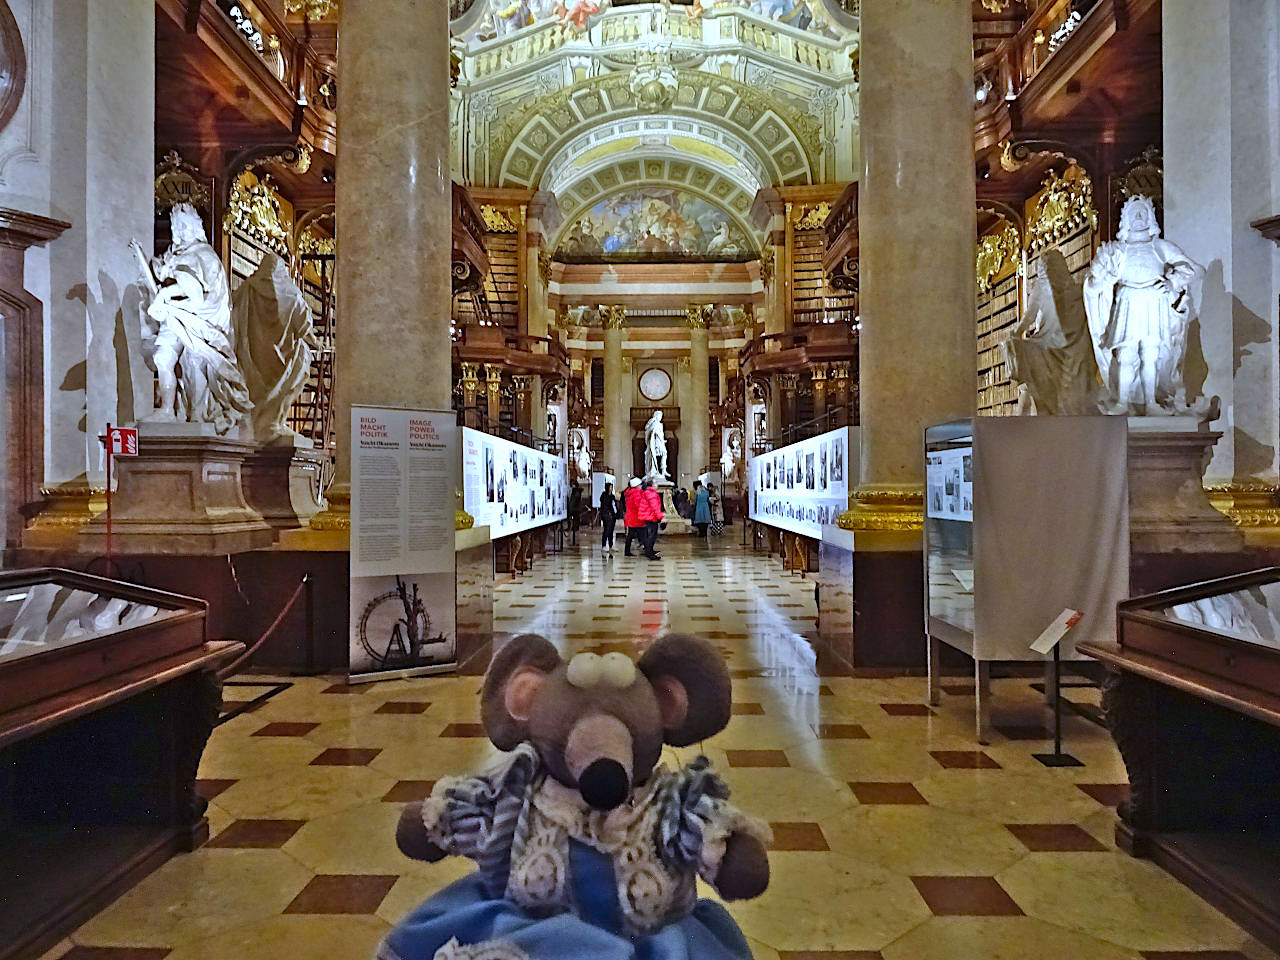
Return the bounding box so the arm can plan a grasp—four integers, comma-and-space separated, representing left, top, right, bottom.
603, 305, 627, 329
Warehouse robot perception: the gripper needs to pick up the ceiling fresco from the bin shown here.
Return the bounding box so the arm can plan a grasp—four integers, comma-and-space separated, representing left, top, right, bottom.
449, 0, 859, 247
556, 186, 754, 259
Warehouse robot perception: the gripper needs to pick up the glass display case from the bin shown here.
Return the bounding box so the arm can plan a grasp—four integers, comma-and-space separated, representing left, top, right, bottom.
0, 569, 226, 960
1116, 567, 1280, 697
0, 568, 206, 714
924, 417, 1130, 740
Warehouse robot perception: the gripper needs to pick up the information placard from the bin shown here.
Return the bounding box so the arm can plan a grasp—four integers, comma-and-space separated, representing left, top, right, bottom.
460, 426, 567, 540
926, 444, 974, 522
748, 426, 851, 538
349, 406, 457, 682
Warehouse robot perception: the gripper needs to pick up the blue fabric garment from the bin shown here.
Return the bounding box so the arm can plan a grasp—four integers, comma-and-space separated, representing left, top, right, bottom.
381, 872, 754, 960
693, 488, 711, 525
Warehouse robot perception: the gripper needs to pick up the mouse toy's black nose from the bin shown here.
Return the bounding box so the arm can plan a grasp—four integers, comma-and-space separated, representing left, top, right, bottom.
578, 758, 629, 810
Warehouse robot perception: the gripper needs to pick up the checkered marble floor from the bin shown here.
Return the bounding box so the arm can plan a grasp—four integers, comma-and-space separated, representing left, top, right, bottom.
39, 536, 1279, 960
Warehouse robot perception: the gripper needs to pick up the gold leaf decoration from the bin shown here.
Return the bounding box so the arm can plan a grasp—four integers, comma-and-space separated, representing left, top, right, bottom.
225, 174, 290, 256
480, 204, 519, 233
792, 201, 831, 230
1025, 167, 1096, 254
975, 220, 1020, 292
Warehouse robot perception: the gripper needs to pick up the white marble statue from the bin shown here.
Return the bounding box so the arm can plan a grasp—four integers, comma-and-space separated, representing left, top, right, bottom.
720, 426, 744, 486
568, 427, 593, 483
131, 203, 251, 434
232, 253, 321, 445
1001, 248, 1101, 416
1083, 195, 1202, 415
644, 409, 669, 480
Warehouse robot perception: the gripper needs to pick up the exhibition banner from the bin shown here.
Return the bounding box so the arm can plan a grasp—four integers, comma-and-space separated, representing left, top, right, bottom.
460, 426, 568, 540
349, 406, 458, 682
748, 426, 851, 538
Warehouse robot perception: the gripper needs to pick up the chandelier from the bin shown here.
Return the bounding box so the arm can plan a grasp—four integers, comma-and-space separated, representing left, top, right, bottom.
284, 0, 337, 17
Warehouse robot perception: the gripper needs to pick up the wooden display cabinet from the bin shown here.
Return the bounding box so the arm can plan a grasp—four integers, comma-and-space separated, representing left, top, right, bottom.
0, 568, 242, 960
1080, 567, 1280, 954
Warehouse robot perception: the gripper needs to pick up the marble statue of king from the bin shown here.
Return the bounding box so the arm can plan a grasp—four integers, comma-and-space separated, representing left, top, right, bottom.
1083, 194, 1202, 415
131, 204, 251, 434
644, 409, 669, 481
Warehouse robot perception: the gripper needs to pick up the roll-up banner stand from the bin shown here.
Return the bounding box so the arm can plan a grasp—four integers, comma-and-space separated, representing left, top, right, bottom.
349, 406, 458, 683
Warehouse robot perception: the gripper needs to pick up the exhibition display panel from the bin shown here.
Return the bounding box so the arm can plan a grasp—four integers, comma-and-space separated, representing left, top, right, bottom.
461, 427, 568, 540
0, 569, 239, 960
1081, 569, 1280, 955
748, 426, 855, 540
924, 417, 1129, 741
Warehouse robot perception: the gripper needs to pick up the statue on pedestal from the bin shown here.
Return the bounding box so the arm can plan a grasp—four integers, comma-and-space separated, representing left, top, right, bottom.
231, 253, 321, 445
644, 409, 669, 480
1083, 195, 1202, 415
131, 203, 251, 434
1002, 249, 1101, 416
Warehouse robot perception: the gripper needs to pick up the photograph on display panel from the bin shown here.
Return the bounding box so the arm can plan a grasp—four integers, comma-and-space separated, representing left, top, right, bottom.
461, 427, 568, 540
748, 427, 852, 539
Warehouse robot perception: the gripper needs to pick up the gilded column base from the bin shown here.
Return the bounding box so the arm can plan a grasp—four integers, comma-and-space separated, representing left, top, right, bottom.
837, 485, 925, 533
307, 485, 351, 531
276, 484, 350, 551
1205, 481, 1280, 527
24, 482, 107, 549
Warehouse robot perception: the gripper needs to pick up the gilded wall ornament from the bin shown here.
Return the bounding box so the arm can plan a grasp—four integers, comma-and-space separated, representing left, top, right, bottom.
759, 246, 775, 287
975, 220, 1020, 292
684, 303, 711, 328
1025, 167, 1097, 254
537, 249, 553, 285
155, 150, 211, 214
1111, 145, 1163, 219
284, 0, 337, 17
792, 202, 831, 230
225, 174, 290, 256
480, 204, 520, 233
297, 227, 335, 258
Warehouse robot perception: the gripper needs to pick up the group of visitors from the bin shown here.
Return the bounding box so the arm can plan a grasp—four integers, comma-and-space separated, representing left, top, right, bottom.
592, 476, 725, 559
598, 478, 664, 559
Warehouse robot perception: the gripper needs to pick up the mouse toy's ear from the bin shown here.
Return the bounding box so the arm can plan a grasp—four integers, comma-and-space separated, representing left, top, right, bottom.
482, 634, 562, 750
637, 633, 732, 746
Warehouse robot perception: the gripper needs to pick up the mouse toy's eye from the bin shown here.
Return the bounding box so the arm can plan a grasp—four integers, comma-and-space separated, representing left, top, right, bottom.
567, 652, 604, 688
599, 652, 637, 688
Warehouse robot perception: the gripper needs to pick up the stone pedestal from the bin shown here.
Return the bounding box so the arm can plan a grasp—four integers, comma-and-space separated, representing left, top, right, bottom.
659, 486, 692, 535
80, 428, 273, 555
1127, 419, 1244, 554
241, 442, 327, 531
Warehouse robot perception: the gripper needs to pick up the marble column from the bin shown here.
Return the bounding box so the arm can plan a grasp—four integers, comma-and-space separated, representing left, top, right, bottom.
603, 306, 629, 477
1165, 0, 1280, 530
812, 363, 829, 425
686, 305, 710, 478
512, 375, 533, 433
323, 0, 452, 524
840, 0, 976, 667
31, 0, 154, 499
459, 362, 481, 427
483, 363, 503, 426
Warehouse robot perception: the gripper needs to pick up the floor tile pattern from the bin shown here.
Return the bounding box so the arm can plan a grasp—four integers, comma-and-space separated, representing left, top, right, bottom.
40, 538, 1279, 960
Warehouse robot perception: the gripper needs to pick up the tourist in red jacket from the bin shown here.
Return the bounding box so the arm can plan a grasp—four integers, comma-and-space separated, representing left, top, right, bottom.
637, 478, 664, 560
622, 477, 643, 557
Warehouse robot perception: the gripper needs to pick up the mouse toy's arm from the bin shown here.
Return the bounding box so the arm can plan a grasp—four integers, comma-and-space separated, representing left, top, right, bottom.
713, 829, 771, 900
394, 744, 541, 870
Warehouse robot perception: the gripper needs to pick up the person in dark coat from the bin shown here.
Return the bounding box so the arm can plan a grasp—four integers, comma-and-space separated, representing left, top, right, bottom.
692, 480, 711, 538
599, 482, 620, 556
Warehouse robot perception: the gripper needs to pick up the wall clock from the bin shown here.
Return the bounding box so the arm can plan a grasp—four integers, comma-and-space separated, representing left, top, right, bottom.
638, 367, 672, 402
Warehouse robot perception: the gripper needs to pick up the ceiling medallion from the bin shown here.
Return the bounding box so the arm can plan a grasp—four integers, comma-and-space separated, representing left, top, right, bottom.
284, 0, 337, 17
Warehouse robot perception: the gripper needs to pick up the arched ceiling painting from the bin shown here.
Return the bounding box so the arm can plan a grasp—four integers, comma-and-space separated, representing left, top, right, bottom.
450, 0, 859, 258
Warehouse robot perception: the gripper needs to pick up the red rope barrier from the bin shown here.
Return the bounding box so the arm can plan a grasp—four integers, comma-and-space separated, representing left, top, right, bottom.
216, 574, 310, 681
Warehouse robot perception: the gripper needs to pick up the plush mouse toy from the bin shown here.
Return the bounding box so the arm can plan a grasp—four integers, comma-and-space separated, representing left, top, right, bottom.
380, 633, 771, 960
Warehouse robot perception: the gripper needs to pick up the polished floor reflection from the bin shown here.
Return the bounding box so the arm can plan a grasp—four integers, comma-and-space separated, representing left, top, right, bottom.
40, 537, 1279, 959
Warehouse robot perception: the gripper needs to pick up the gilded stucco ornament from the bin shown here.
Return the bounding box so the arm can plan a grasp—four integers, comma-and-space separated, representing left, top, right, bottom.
285, 0, 337, 16
603, 305, 627, 329
455, 490, 475, 530
792, 202, 831, 230
155, 150, 211, 214
975, 220, 1019, 292
225, 174, 291, 257
480, 204, 520, 233
1024, 167, 1097, 254
1205, 482, 1280, 528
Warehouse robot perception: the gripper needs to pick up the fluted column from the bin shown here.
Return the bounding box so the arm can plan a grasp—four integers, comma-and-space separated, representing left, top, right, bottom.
603, 306, 629, 477
512, 375, 533, 433
686, 304, 710, 479
459, 362, 480, 428
844, 0, 976, 532
323, 0, 452, 524
812, 363, 829, 425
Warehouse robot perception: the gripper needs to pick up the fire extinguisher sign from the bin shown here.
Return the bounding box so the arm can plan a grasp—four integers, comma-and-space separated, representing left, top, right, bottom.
106, 425, 139, 457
